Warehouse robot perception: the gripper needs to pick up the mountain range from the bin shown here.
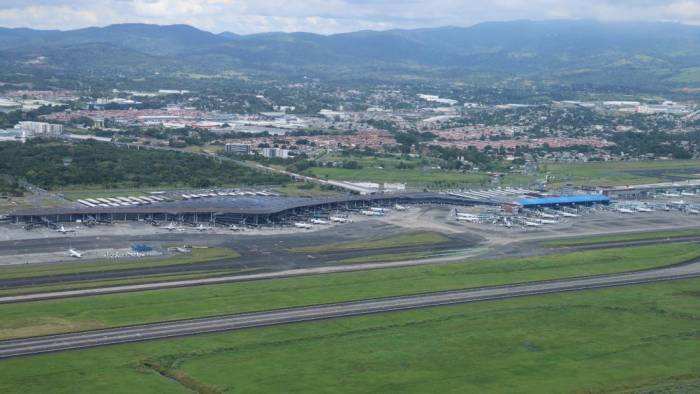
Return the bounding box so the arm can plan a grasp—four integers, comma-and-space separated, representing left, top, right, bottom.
2, 20, 700, 89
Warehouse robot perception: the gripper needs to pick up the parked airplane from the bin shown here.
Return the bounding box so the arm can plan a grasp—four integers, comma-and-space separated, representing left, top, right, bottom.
455, 215, 480, 223
330, 216, 351, 223
455, 212, 481, 223
394, 204, 408, 211
68, 248, 83, 258
55, 225, 76, 234
538, 218, 560, 224
615, 207, 636, 214
635, 206, 654, 212
164, 222, 183, 232
687, 208, 700, 215
558, 211, 579, 218
369, 207, 387, 213
538, 212, 559, 219
681, 192, 696, 197
294, 222, 313, 229
662, 192, 681, 198
228, 225, 243, 231
195, 224, 212, 232
361, 210, 384, 216
310, 219, 330, 225
522, 220, 542, 227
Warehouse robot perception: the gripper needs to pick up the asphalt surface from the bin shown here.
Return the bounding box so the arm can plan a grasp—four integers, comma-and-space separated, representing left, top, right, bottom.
2, 261, 700, 359
0, 247, 487, 303
0, 222, 482, 288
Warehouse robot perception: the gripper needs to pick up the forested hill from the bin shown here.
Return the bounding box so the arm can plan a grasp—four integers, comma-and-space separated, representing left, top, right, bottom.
2, 20, 700, 89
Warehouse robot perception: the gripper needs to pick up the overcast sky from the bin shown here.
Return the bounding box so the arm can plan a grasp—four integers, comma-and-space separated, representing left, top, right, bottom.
1, 0, 700, 34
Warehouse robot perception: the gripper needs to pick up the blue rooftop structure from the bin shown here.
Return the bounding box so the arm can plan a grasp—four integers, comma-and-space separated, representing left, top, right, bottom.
515, 194, 610, 207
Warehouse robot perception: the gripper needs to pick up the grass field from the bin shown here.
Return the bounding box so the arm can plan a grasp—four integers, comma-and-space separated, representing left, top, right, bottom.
0, 247, 240, 281
271, 182, 341, 197
545, 228, 700, 247
303, 166, 489, 186
545, 159, 700, 186
2, 277, 700, 393
1, 243, 697, 340
289, 232, 449, 253
335, 251, 438, 264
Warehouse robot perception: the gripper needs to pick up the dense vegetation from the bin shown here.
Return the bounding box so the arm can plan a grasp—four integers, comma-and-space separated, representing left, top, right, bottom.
0, 140, 289, 189
3, 21, 700, 94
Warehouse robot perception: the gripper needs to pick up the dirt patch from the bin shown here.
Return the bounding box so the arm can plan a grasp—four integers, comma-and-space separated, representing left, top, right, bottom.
143, 360, 222, 394
0, 317, 106, 340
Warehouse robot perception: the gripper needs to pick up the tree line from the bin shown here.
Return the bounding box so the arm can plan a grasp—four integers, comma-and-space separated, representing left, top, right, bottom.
0, 140, 290, 190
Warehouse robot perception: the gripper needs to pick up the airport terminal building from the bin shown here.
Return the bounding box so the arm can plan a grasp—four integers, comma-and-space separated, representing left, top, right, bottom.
8, 192, 610, 226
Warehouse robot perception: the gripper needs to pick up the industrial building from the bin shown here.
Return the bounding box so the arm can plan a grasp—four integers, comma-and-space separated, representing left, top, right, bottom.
513, 195, 610, 208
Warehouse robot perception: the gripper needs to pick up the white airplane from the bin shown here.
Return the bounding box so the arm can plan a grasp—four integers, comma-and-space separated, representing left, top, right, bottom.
681, 192, 696, 197
361, 210, 384, 216
635, 206, 654, 212
310, 218, 330, 225
330, 216, 351, 223
455, 215, 480, 223
558, 211, 579, 218
687, 208, 700, 215
662, 192, 681, 198
195, 224, 212, 232
503, 220, 513, 228
522, 221, 542, 227
228, 225, 243, 231
164, 222, 182, 232
538, 212, 559, 219
294, 222, 313, 229
394, 204, 408, 211
615, 207, 635, 214
538, 218, 560, 225
369, 207, 387, 213
56, 225, 75, 234
68, 248, 83, 258
670, 200, 687, 206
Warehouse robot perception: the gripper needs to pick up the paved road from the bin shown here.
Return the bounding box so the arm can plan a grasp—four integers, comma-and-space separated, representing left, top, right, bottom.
1, 261, 699, 359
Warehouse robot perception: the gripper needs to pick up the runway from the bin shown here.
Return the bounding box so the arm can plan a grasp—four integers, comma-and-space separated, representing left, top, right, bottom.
0, 247, 488, 304
2, 260, 699, 359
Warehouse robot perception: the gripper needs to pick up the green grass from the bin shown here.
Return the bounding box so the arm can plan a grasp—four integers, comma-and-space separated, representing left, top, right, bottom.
303, 166, 488, 186
0, 247, 240, 281
545, 159, 700, 186
2, 277, 700, 393
545, 228, 700, 247
289, 232, 449, 253
335, 251, 438, 264
0, 243, 698, 340
672, 66, 700, 83
271, 183, 341, 197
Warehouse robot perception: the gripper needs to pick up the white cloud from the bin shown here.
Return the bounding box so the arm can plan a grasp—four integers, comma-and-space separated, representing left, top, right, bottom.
0, 0, 699, 33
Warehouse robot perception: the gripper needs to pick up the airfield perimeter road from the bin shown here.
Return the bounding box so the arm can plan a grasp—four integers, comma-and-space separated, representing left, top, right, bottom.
1, 260, 700, 359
